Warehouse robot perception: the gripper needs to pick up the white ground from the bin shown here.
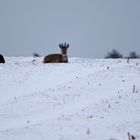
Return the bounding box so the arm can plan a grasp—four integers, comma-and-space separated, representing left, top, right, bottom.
0, 57, 140, 140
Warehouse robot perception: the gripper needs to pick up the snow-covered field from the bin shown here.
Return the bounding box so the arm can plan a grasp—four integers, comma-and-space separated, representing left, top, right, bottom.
0, 57, 140, 140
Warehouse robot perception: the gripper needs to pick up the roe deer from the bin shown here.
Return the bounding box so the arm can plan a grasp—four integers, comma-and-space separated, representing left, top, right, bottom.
0, 54, 5, 63
43, 43, 69, 63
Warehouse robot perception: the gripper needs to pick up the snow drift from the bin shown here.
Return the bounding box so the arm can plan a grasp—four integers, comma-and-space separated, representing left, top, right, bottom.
0, 57, 140, 140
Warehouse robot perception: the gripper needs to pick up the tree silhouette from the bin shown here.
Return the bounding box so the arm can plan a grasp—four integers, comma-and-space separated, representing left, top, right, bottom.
33, 53, 40, 57
0, 54, 5, 63
105, 49, 123, 58
129, 52, 139, 59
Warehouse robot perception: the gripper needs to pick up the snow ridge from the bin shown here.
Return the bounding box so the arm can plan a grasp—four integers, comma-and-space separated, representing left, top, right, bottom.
0, 57, 140, 140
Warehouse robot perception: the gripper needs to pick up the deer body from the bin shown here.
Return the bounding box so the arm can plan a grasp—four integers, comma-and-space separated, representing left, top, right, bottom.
43, 43, 69, 63
43, 54, 68, 63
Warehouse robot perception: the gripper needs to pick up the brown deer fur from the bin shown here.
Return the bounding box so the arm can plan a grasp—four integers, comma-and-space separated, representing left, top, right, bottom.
43, 43, 69, 63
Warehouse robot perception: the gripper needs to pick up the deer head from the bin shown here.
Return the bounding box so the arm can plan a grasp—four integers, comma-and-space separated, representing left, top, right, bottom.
59, 43, 69, 55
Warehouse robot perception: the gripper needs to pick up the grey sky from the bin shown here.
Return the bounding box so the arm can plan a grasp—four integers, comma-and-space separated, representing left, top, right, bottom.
0, 0, 140, 58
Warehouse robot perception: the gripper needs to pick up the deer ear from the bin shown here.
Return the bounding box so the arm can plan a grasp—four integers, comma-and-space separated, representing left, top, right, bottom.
59, 44, 61, 48
67, 44, 69, 48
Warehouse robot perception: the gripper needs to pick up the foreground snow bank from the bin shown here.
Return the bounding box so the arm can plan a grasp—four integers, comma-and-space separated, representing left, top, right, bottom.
0, 57, 140, 140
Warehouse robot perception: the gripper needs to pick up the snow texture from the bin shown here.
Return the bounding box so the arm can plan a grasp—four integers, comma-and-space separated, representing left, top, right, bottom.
0, 57, 140, 140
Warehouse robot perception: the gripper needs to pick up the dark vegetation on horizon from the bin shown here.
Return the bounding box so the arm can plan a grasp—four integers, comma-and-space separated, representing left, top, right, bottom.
33, 53, 40, 57
0, 54, 5, 63
0, 48, 140, 64
105, 49, 140, 59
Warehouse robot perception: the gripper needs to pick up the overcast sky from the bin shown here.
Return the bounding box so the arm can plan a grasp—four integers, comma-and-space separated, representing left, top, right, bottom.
0, 0, 140, 58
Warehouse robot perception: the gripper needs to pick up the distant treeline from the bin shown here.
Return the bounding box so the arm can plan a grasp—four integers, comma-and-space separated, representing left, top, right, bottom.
105, 49, 140, 59
32, 50, 140, 59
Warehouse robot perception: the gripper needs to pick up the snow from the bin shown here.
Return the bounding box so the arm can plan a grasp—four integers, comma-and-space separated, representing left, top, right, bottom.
0, 57, 140, 140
